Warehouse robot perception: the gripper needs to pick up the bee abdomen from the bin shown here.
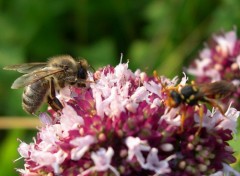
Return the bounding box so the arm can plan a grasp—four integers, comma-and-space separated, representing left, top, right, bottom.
22, 80, 49, 114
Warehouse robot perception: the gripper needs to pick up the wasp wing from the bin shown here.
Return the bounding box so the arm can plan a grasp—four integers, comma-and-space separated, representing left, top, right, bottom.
198, 80, 235, 99
11, 67, 64, 89
3, 63, 47, 73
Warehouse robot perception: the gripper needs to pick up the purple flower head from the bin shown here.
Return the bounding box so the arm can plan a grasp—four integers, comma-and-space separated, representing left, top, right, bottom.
187, 29, 240, 109
16, 62, 240, 176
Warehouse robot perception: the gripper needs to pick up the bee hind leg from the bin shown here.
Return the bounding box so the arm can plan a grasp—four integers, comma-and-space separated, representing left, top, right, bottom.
47, 77, 63, 113
47, 96, 63, 112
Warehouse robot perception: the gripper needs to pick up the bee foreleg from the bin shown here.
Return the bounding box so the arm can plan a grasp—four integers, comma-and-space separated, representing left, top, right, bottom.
78, 79, 95, 84
47, 77, 63, 112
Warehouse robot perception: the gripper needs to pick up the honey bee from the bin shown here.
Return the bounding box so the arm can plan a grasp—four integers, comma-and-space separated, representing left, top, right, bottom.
4, 55, 91, 115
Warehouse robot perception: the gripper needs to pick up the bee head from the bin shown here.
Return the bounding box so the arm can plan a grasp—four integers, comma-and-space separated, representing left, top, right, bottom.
77, 59, 88, 80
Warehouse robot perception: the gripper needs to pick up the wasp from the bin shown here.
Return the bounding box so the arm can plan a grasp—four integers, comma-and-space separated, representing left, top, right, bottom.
4, 55, 92, 115
166, 80, 235, 111
154, 71, 236, 134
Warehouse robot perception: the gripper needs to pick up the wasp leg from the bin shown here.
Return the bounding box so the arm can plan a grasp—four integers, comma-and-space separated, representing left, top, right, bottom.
153, 70, 159, 79
204, 98, 225, 115
180, 112, 185, 132
195, 105, 204, 136
154, 70, 180, 97
47, 77, 63, 112
180, 106, 186, 133
153, 70, 165, 88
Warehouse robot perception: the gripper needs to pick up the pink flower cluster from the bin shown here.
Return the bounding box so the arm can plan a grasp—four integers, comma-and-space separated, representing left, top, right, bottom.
17, 62, 239, 175
187, 29, 240, 109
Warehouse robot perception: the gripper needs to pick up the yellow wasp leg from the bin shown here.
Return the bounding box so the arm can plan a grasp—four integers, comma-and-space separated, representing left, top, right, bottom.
180, 107, 186, 133
205, 98, 225, 115
195, 105, 204, 136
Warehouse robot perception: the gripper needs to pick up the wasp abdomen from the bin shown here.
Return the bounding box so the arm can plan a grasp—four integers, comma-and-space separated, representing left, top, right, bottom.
22, 80, 49, 114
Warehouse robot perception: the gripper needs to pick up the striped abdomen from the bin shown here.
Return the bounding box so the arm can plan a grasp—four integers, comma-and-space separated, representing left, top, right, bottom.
22, 79, 49, 114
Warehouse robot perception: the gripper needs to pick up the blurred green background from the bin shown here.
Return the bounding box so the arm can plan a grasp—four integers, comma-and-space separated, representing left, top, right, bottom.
0, 0, 240, 175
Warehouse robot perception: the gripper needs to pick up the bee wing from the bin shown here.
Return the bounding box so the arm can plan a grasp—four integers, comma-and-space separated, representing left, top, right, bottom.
3, 63, 47, 73
11, 67, 64, 89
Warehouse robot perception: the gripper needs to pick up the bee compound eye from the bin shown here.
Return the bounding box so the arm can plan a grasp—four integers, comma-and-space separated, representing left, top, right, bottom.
77, 67, 87, 79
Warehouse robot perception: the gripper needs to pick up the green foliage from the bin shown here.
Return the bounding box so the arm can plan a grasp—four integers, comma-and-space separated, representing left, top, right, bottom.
0, 130, 25, 176
1, 0, 240, 175
229, 133, 240, 171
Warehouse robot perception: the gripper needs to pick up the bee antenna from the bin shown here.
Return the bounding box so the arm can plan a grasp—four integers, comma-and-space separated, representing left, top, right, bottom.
89, 64, 95, 72
32, 112, 38, 117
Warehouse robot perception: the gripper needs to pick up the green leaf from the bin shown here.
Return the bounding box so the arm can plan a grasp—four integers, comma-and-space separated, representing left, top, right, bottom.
0, 130, 26, 176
